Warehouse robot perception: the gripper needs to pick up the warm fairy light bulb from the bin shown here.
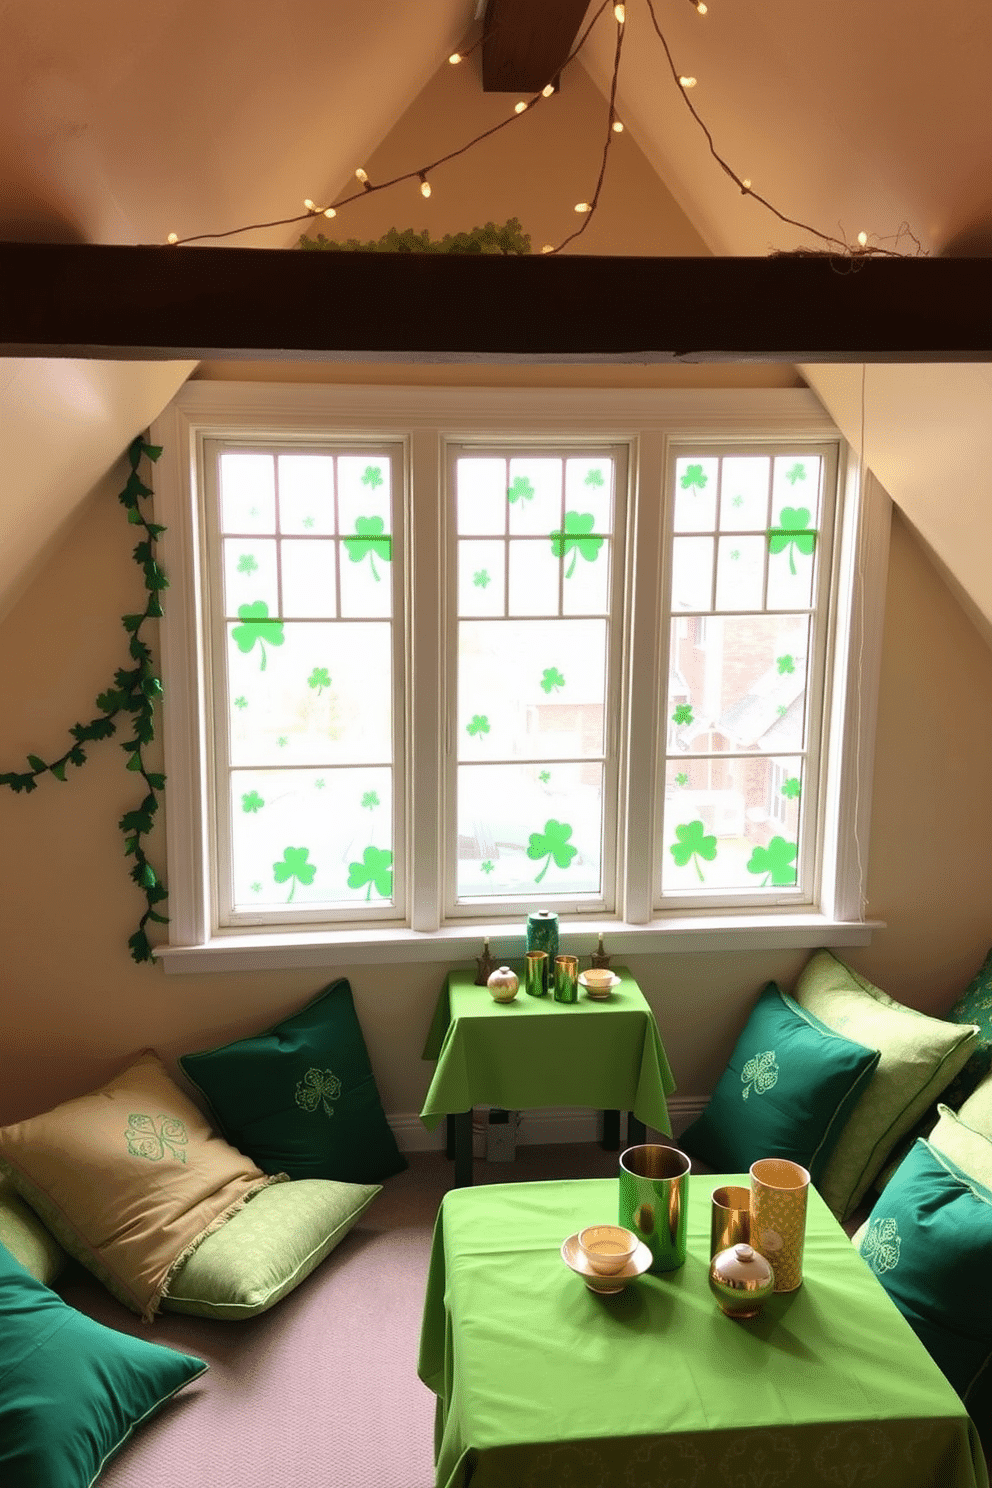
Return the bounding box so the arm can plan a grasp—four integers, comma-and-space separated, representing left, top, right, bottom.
355, 167, 368, 183
742, 178, 751, 191
679, 75, 697, 88
542, 244, 555, 253
419, 173, 432, 199
542, 83, 555, 98
323, 207, 337, 219
166, 232, 178, 244
448, 51, 462, 64
614, 3, 625, 21
574, 201, 591, 214
612, 119, 624, 132
304, 198, 316, 211
857, 230, 868, 247
696, 1, 707, 12
514, 100, 528, 114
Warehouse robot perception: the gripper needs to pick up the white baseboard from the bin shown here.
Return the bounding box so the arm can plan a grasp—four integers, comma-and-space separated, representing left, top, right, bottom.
388, 1095, 708, 1154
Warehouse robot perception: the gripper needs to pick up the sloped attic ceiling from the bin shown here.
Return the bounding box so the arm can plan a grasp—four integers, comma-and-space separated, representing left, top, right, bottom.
2, 0, 991, 634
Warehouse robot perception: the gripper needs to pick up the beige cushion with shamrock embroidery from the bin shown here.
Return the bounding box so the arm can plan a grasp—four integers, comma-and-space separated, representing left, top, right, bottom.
0, 1050, 283, 1320
794, 950, 979, 1222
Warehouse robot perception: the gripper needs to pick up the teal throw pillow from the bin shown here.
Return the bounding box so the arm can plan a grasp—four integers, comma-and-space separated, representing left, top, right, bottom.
680, 982, 880, 1182
856, 1140, 992, 1412
0, 1241, 206, 1488
180, 979, 406, 1184
941, 947, 992, 1109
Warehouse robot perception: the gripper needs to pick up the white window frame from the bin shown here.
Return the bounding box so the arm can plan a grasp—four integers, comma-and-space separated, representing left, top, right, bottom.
151, 383, 888, 973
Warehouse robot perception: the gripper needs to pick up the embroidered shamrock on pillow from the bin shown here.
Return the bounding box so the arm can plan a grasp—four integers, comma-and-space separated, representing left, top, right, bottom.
741, 1050, 779, 1100
294, 1068, 342, 1118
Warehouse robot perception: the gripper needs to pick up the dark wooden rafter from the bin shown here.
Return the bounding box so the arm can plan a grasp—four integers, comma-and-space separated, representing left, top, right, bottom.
482, 0, 592, 91
0, 242, 991, 362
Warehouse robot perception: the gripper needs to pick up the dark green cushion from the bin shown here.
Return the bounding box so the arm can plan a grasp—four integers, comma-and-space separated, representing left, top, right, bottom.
680, 981, 880, 1182
856, 1139, 992, 1415
0, 1241, 206, 1488
941, 947, 992, 1109
180, 979, 406, 1184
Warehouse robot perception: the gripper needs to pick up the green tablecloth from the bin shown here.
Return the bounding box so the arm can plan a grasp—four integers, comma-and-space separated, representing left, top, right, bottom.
418, 1175, 988, 1488
419, 968, 675, 1134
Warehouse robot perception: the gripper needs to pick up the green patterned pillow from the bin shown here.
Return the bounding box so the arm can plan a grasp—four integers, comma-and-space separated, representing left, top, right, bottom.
163, 1177, 380, 1319
941, 948, 992, 1109
180, 979, 406, 1184
855, 1140, 992, 1420
793, 950, 979, 1221
680, 982, 880, 1182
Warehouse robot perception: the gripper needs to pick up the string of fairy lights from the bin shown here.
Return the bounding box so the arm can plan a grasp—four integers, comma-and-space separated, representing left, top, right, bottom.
164, 0, 918, 259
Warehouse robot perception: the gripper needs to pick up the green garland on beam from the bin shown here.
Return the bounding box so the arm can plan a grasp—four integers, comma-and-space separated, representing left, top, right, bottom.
0, 435, 168, 964
298, 218, 532, 255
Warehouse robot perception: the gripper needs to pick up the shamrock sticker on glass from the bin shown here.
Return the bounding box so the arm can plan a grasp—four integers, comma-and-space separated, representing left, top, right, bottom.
785, 461, 807, 487
237, 553, 259, 576
308, 666, 331, 695
669, 819, 717, 882
273, 846, 317, 901
584, 468, 605, 487
473, 569, 491, 589
540, 667, 565, 694
231, 601, 285, 671
507, 475, 534, 506
781, 777, 801, 800
348, 845, 394, 901
746, 836, 797, 886
466, 714, 490, 739
551, 511, 604, 579
768, 507, 817, 576
241, 790, 264, 814
776, 654, 796, 675
361, 790, 380, 810
527, 819, 577, 883
344, 516, 392, 582
361, 464, 385, 490
672, 702, 694, 727
680, 463, 708, 491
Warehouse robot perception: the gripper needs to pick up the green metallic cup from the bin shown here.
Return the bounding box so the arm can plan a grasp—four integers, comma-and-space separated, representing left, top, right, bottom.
553, 954, 579, 1003
525, 950, 548, 997
619, 1144, 691, 1272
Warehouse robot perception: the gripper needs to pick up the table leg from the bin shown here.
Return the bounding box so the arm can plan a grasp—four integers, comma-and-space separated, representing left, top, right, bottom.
445, 1113, 455, 1160
453, 1111, 473, 1187
627, 1114, 646, 1148
601, 1110, 620, 1150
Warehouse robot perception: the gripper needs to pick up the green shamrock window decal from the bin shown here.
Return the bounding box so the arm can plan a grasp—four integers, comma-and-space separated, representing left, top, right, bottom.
125, 1114, 189, 1163
551, 511, 604, 578
781, 777, 801, 800
680, 463, 708, 491
507, 475, 534, 505
675, 772, 688, 787
344, 516, 392, 582
861, 1216, 901, 1275
307, 666, 331, 695
273, 846, 317, 901
294, 1067, 342, 1118
361, 790, 380, 810
473, 569, 491, 589
669, 820, 717, 882
776, 654, 796, 674
234, 695, 248, 710
361, 464, 384, 490
466, 714, 490, 738
768, 507, 817, 576
540, 667, 565, 694
741, 1050, 779, 1100
584, 468, 605, 487
231, 601, 285, 671
481, 859, 495, 875
237, 553, 259, 575
347, 845, 394, 900
672, 703, 694, 726
241, 791, 264, 813
527, 818, 577, 883
746, 836, 797, 886
785, 462, 807, 486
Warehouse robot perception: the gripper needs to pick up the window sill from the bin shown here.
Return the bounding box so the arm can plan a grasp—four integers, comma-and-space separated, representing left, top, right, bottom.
155, 913, 884, 974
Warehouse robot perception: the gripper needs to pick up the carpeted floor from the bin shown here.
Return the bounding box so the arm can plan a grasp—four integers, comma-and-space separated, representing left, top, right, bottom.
60, 1142, 627, 1488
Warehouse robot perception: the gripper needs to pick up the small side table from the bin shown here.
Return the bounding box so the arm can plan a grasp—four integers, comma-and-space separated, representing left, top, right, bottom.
421, 967, 675, 1185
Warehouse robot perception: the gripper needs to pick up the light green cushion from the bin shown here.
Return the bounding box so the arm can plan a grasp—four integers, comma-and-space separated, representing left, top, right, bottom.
162, 1176, 380, 1319
959, 1069, 992, 1135
793, 949, 979, 1221
941, 947, 992, 1108
0, 1240, 206, 1488
0, 1175, 66, 1285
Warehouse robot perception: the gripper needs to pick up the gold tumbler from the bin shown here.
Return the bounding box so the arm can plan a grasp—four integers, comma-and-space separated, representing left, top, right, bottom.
524, 950, 548, 997
710, 1184, 751, 1257
553, 955, 579, 1004
749, 1157, 810, 1292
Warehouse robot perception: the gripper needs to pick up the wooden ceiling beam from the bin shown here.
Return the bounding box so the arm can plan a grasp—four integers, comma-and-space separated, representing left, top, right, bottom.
0, 242, 990, 363
482, 0, 591, 91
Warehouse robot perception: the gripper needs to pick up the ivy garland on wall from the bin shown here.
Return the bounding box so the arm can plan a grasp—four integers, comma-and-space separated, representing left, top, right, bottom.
0, 436, 168, 964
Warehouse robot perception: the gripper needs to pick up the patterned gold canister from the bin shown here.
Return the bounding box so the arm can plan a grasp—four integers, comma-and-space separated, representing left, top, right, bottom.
749, 1157, 810, 1292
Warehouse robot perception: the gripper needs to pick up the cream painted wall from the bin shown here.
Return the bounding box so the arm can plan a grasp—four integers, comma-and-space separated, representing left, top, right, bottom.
2, 457, 991, 1126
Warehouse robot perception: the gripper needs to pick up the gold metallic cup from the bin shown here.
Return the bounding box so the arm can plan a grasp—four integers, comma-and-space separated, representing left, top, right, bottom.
749, 1157, 810, 1292
524, 950, 548, 997
710, 1184, 751, 1257
553, 954, 579, 1003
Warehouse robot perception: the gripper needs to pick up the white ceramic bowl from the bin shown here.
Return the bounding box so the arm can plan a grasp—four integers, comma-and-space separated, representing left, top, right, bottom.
582, 968, 616, 993
577, 1224, 639, 1276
